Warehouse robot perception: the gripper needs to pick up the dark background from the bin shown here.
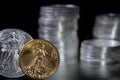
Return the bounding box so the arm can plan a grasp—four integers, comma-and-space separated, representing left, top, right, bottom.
0, 0, 120, 80
0, 1, 120, 41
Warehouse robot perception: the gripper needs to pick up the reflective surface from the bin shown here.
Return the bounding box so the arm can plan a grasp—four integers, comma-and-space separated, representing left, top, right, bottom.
80, 39, 120, 80
93, 13, 120, 40
38, 4, 80, 65
80, 39, 120, 61
1, 62, 120, 80
0, 29, 33, 78
47, 62, 80, 80
19, 39, 59, 79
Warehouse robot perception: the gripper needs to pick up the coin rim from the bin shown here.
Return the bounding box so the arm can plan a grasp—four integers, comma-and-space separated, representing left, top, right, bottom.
0, 28, 33, 40
0, 28, 33, 78
19, 39, 60, 79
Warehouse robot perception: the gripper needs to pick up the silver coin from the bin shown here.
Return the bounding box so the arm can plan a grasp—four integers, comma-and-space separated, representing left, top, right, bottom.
0, 28, 33, 78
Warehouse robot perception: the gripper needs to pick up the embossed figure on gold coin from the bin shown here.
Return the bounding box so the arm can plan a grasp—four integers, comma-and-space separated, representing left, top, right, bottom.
26, 44, 50, 76
19, 39, 59, 79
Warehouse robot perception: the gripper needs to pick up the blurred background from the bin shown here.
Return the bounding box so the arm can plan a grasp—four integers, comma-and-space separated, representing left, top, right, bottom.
0, 1, 119, 41
0, 0, 120, 80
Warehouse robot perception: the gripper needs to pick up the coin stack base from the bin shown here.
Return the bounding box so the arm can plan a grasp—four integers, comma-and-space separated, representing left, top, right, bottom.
80, 39, 120, 78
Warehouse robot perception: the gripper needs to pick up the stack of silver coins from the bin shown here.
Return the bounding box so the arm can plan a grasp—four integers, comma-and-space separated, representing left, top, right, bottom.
80, 13, 120, 79
38, 4, 80, 64
80, 39, 120, 78
93, 13, 120, 40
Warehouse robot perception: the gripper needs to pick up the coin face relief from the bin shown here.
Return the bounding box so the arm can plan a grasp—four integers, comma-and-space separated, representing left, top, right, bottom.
19, 39, 59, 79
0, 29, 33, 78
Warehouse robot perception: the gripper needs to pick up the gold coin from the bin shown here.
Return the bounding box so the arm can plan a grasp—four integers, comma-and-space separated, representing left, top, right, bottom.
19, 39, 59, 79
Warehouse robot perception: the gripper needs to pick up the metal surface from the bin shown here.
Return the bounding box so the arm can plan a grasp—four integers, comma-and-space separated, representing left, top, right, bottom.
38, 4, 80, 64
93, 13, 120, 40
0, 29, 33, 78
80, 39, 120, 61
1, 62, 120, 80
47, 62, 80, 80
19, 39, 59, 80
80, 39, 120, 79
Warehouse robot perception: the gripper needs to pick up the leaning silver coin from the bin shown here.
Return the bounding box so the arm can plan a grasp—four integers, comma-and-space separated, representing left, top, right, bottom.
0, 28, 33, 78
